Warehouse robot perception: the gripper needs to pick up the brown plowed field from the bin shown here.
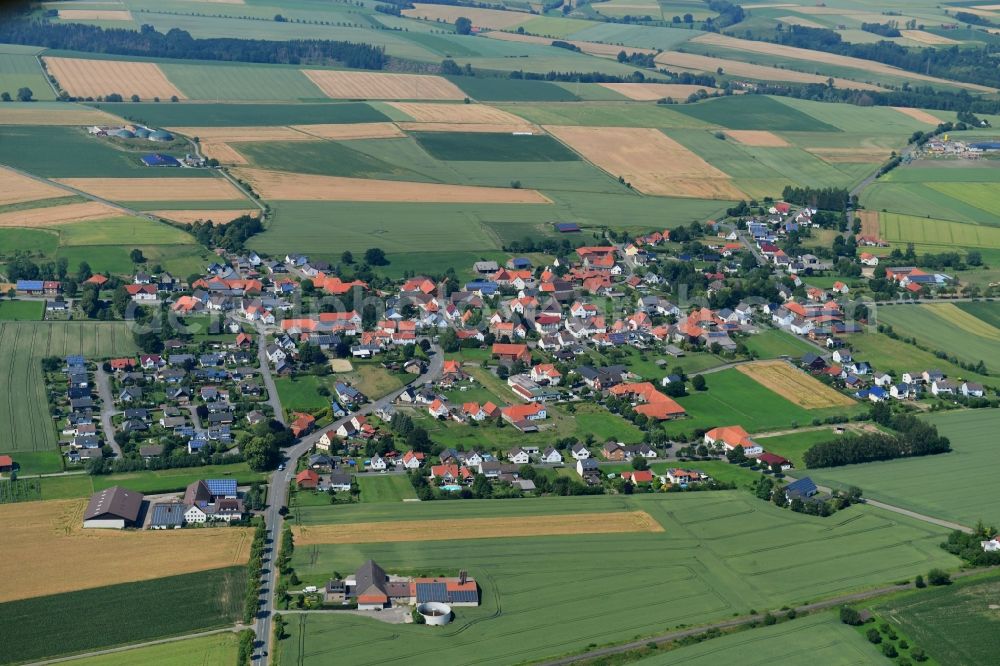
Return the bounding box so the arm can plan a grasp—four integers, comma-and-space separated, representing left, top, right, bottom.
55, 177, 244, 201
858, 210, 880, 238
294, 510, 663, 545
230, 168, 551, 203
302, 70, 466, 100
43, 56, 186, 100
544, 125, 746, 199
0, 499, 251, 602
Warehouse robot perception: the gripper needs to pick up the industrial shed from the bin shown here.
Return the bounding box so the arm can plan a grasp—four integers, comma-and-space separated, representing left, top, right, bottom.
83, 486, 144, 529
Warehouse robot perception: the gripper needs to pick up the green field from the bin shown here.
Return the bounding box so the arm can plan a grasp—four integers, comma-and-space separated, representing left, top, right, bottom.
671, 96, 839, 132
62, 632, 238, 666
57, 216, 197, 246
877, 212, 1000, 252
873, 574, 1000, 666
236, 139, 414, 179
0, 477, 42, 504
861, 164, 1000, 228
0, 53, 56, 101
0, 300, 43, 321
496, 101, 714, 128
742, 329, 818, 359
0, 228, 58, 255
91, 462, 267, 495
809, 409, 1000, 528
0, 322, 137, 456
662, 368, 861, 437
0, 567, 246, 665
444, 76, 580, 102
635, 610, 881, 664
92, 102, 390, 127
844, 331, 993, 385
411, 132, 580, 162
753, 427, 844, 470
161, 62, 325, 101
958, 301, 1000, 329
283, 492, 958, 665
358, 474, 418, 503
0, 126, 201, 178
876, 302, 1000, 368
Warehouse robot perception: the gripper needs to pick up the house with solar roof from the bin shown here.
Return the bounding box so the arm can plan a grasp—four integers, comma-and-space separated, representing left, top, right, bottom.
182, 478, 244, 523
326, 559, 479, 609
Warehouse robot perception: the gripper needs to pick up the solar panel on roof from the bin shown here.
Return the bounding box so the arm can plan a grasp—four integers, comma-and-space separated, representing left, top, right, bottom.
447, 590, 478, 603
206, 478, 237, 496
416, 582, 448, 603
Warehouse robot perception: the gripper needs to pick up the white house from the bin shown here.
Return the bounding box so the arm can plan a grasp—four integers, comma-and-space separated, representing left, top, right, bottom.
402, 451, 424, 469
962, 382, 985, 398
507, 448, 531, 465
571, 443, 591, 460
539, 447, 563, 464
317, 430, 337, 451
931, 379, 957, 396
368, 454, 387, 471
873, 372, 893, 387
982, 536, 1000, 552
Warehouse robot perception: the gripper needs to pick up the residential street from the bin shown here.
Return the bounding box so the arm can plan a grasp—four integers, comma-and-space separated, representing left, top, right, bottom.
253, 341, 443, 663
93, 367, 121, 457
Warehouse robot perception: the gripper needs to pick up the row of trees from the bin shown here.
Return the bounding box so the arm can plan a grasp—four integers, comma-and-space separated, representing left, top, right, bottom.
0, 20, 387, 69
188, 215, 263, 252
803, 411, 951, 468
780, 186, 852, 211
243, 521, 267, 624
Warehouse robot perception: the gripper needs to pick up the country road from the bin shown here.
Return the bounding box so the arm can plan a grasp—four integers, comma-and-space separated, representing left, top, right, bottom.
253, 340, 444, 663
93, 367, 121, 457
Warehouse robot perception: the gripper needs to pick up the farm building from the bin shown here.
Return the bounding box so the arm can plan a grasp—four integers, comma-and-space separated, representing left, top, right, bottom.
83, 486, 144, 529
149, 502, 186, 529
141, 153, 181, 167
326, 560, 478, 609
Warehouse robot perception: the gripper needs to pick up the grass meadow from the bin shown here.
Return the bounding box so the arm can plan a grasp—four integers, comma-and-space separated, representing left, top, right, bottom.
957, 301, 1000, 328
0, 300, 43, 321
91, 102, 390, 127
283, 492, 957, 666
873, 573, 1000, 666
411, 132, 580, 162
742, 328, 818, 359
661, 368, 862, 437
753, 427, 843, 470
61, 632, 238, 666
358, 474, 418, 503
635, 610, 881, 664
876, 302, 1000, 368
809, 409, 1000, 527
0, 53, 56, 101
0, 321, 136, 456
877, 212, 1000, 253
0, 567, 246, 664
671, 96, 839, 132
843, 331, 993, 385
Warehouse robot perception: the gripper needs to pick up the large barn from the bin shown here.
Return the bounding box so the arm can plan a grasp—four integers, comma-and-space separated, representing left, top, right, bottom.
83, 486, 144, 529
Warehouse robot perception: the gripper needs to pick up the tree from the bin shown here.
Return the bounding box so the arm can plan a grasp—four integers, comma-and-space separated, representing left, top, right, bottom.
77, 261, 92, 281
130, 94, 140, 102
882, 643, 898, 658
914, 574, 925, 588
455, 16, 472, 35
244, 435, 279, 471
129, 248, 145, 263
16, 87, 32, 102
840, 606, 862, 626
927, 568, 950, 586
631, 456, 648, 471
726, 444, 746, 465
363, 247, 387, 265
341, 250, 354, 264
0, 92, 10, 102
691, 374, 707, 391
112, 285, 131, 318
866, 628, 882, 644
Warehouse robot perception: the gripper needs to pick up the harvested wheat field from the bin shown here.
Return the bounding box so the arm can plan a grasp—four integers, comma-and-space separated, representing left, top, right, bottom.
43, 57, 186, 100
55, 177, 244, 201
725, 130, 790, 147
899, 30, 960, 45
0, 499, 251, 602
231, 168, 551, 203
0, 105, 122, 126
303, 70, 465, 100
690, 33, 995, 92
737, 360, 856, 409
544, 125, 746, 199
388, 102, 525, 124
858, 210, 880, 238
0, 167, 67, 206
200, 141, 248, 165
152, 209, 257, 224
402, 3, 529, 29
891, 106, 942, 125
398, 121, 540, 133
0, 201, 122, 228
653, 51, 881, 91
58, 9, 132, 20
294, 511, 663, 545
291, 122, 405, 140
598, 82, 717, 101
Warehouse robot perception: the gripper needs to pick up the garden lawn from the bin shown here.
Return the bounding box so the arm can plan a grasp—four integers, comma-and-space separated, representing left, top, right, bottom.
661, 368, 861, 437
358, 474, 418, 503
808, 409, 1000, 528
283, 492, 958, 666
0, 567, 246, 665
753, 427, 844, 470
0, 300, 43, 321
742, 329, 818, 359
275, 375, 329, 414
